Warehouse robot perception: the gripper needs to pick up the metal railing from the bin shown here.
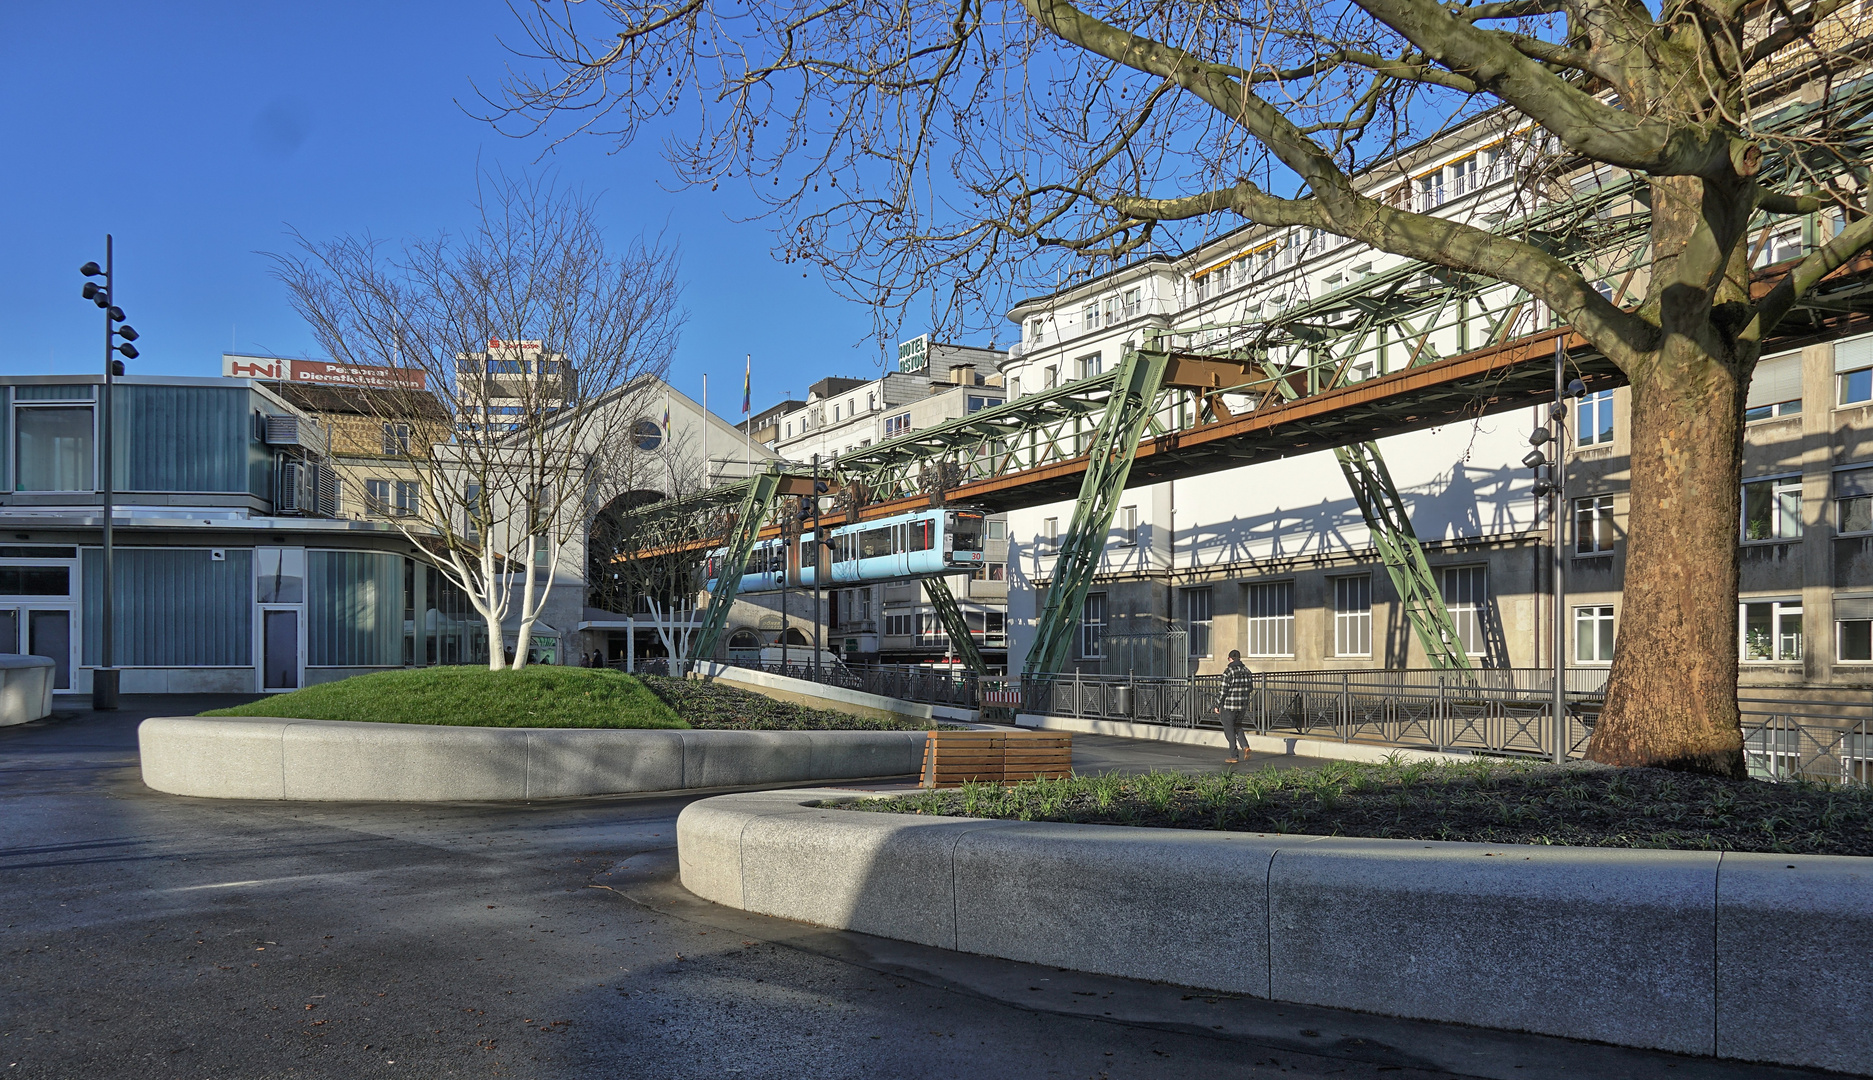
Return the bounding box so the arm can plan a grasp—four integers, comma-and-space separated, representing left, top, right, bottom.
1740, 696, 1873, 783
1024, 669, 1873, 778
1026, 668, 1602, 757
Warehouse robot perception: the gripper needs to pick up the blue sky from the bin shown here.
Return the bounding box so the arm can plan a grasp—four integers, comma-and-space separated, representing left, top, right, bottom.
0, 3, 945, 413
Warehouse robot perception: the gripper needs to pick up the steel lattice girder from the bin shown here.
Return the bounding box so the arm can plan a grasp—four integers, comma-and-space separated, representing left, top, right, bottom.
923, 577, 988, 675
1024, 348, 1172, 678
1337, 441, 1474, 671
688, 464, 784, 662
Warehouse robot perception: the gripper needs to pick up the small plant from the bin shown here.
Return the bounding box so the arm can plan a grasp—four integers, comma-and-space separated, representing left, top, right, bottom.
843, 758, 1873, 856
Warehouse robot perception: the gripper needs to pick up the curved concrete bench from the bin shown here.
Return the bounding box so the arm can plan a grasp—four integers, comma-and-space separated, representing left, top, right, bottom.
0, 654, 55, 727
138, 717, 924, 802
680, 789, 1873, 1075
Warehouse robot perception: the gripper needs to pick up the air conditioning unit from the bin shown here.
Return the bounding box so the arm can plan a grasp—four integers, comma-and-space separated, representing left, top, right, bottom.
276, 460, 308, 515
265, 415, 307, 446
263, 414, 330, 456
309, 464, 341, 518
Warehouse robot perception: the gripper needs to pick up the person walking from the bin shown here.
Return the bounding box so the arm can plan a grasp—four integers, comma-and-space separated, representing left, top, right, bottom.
1218, 649, 1255, 764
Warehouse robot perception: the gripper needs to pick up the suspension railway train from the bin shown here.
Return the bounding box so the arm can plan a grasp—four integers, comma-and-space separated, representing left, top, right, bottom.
703, 507, 988, 594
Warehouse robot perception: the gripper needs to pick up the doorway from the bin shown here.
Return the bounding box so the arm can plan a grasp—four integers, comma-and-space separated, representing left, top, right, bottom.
263, 609, 300, 691
0, 608, 72, 690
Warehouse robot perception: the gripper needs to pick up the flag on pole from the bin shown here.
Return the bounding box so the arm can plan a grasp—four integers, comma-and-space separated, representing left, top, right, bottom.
742, 355, 752, 415
662, 401, 671, 435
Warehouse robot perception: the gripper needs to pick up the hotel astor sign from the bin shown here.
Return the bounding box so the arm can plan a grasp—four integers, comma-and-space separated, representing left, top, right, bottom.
223, 354, 427, 390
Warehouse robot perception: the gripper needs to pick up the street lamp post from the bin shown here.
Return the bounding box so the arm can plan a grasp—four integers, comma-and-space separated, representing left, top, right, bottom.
79, 238, 139, 711
1526, 336, 1584, 765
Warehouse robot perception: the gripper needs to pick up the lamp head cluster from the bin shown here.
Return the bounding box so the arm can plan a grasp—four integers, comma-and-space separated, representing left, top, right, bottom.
79, 259, 138, 366
1528, 377, 1589, 497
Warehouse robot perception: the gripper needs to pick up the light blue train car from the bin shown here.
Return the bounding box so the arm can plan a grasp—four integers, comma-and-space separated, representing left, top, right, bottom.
705, 507, 987, 595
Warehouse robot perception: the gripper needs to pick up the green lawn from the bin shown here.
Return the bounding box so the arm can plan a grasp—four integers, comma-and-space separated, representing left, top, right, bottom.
201, 666, 688, 729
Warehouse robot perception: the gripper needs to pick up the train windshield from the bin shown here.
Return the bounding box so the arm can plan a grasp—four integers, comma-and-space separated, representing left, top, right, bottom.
950, 513, 985, 552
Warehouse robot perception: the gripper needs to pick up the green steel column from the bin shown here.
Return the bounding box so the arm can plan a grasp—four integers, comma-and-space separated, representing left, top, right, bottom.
1261, 361, 1472, 671
923, 576, 987, 675
1023, 346, 1170, 678
688, 465, 783, 663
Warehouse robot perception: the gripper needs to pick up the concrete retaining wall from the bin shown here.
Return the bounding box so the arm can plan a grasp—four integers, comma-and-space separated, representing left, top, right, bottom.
0, 655, 55, 727
700, 663, 978, 724
138, 717, 925, 801
680, 789, 1873, 1075
1015, 712, 1470, 764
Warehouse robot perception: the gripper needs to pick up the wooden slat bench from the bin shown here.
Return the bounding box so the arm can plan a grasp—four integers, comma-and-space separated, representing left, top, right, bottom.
921, 730, 1073, 788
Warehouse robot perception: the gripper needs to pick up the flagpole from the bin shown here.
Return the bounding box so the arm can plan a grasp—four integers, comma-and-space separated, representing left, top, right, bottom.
744, 353, 752, 479
702, 373, 708, 486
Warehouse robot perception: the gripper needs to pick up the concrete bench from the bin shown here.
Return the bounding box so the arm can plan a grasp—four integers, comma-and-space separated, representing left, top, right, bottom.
0, 655, 56, 727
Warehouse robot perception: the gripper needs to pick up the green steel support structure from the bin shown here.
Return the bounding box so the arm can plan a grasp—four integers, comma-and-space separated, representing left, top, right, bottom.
1022, 347, 1171, 678
687, 464, 784, 662
643, 78, 1873, 677
923, 577, 988, 675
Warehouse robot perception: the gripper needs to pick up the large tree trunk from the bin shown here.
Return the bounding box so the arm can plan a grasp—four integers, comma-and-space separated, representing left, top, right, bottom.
1587, 335, 1748, 776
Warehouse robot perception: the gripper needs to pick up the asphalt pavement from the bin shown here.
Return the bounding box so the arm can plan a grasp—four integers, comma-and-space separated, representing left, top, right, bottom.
0, 696, 1834, 1079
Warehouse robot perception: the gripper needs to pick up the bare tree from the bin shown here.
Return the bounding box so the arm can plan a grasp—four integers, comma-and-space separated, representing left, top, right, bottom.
491, 0, 1873, 772
272, 173, 685, 669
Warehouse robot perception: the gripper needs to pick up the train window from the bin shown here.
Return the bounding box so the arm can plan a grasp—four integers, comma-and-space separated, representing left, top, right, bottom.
911, 520, 934, 551
950, 514, 984, 551
859, 527, 893, 558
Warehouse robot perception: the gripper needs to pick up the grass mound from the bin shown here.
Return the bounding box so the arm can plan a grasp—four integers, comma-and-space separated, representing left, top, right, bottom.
637, 675, 941, 731
200, 666, 686, 729
840, 757, 1873, 856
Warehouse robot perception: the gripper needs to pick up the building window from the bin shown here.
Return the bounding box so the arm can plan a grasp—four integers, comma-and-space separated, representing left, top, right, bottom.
1079, 592, 1106, 659
633, 418, 664, 451
394, 480, 421, 517
987, 519, 1007, 540
1081, 303, 1099, 331
884, 613, 912, 636
1843, 366, 1873, 406
1028, 318, 1045, 344
366, 478, 392, 516
971, 562, 1007, 581
13, 406, 94, 492
985, 611, 1006, 638
884, 413, 912, 436
966, 396, 1003, 413
914, 612, 946, 648
1439, 565, 1488, 657
1575, 495, 1616, 554
1839, 465, 1873, 533
381, 422, 411, 455
1043, 366, 1058, 389
1575, 605, 1615, 663
1078, 353, 1103, 379
1182, 587, 1213, 658
1743, 476, 1803, 541
1332, 575, 1372, 658
1122, 288, 1142, 318
1576, 390, 1614, 447
1416, 170, 1446, 211
1117, 505, 1137, 546
833, 404, 841, 422
1742, 600, 1803, 661
1449, 155, 1479, 198
1746, 399, 1802, 422
1839, 597, 1873, 662
1245, 581, 1294, 657
1042, 517, 1058, 545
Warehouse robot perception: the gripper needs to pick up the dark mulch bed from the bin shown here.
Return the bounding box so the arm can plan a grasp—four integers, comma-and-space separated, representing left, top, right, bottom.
638, 675, 938, 731
839, 758, 1873, 856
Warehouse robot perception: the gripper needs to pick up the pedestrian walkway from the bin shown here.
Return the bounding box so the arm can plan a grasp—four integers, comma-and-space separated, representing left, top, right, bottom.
1068, 731, 1332, 777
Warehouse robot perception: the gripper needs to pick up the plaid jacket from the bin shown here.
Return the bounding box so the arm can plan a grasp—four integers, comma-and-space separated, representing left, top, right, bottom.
1219, 659, 1254, 710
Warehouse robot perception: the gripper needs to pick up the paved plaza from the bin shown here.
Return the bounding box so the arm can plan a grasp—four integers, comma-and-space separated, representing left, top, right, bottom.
0, 699, 1826, 1079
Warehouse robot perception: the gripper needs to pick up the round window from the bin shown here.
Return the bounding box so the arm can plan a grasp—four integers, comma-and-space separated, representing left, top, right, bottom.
633, 419, 664, 452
